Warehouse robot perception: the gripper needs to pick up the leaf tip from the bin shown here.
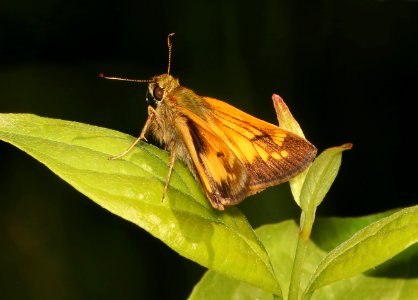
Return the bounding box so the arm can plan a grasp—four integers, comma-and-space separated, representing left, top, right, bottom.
341, 143, 353, 150
272, 93, 285, 111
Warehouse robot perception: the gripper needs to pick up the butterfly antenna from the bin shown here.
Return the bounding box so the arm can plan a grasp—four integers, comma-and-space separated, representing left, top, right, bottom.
167, 32, 175, 75
100, 33, 176, 81
98, 73, 151, 83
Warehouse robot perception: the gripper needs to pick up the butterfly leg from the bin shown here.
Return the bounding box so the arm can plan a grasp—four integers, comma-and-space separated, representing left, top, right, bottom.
162, 141, 177, 202
110, 106, 158, 160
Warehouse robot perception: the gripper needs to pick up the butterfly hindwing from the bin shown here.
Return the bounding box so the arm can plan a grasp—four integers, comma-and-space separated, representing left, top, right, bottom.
203, 97, 317, 194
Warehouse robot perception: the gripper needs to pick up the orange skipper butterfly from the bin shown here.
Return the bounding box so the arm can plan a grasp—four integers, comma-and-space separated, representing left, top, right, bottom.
100, 33, 317, 210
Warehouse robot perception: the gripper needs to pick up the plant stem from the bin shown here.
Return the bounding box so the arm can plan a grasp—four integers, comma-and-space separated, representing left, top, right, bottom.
288, 211, 315, 300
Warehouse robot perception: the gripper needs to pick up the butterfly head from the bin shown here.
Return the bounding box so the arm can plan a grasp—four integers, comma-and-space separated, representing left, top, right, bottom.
146, 74, 180, 108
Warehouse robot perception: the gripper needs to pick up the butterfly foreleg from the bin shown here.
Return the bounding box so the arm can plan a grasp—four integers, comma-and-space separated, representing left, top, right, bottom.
162, 140, 177, 202
110, 106, 158, 160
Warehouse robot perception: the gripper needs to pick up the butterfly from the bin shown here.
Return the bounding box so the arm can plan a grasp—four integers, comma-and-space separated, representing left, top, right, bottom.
101, 33, 317, 210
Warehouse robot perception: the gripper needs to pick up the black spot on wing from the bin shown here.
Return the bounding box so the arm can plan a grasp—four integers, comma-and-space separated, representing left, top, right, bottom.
186, 118, 207, 154
250, 133, 270, 142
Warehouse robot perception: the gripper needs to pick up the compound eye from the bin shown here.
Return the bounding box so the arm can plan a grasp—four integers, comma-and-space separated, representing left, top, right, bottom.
153, 86, 164, 100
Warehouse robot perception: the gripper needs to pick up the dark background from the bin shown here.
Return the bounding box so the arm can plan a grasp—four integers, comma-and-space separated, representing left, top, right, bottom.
0, 1, 417, 299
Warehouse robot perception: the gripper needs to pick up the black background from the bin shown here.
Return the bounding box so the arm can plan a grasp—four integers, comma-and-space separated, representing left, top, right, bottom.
0, 1, 417, 299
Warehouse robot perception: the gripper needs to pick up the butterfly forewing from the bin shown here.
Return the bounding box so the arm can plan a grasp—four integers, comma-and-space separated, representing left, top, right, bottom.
174, 105, 250, 210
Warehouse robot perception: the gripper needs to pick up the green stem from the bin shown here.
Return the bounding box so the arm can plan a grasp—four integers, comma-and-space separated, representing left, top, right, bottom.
288, 211, 315, 300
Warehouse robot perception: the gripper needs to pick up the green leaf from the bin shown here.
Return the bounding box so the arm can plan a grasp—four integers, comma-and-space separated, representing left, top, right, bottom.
189, 212, 418, 300
304, 205, 418, 295
300, 144, 352, 213
0, 113, 281, 296
189, 221, 298, 300
188, 271, 275, 300
272, 94, 310, 206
